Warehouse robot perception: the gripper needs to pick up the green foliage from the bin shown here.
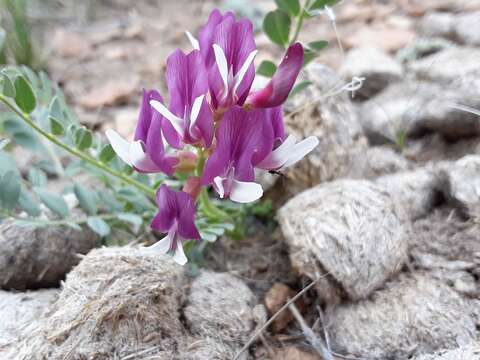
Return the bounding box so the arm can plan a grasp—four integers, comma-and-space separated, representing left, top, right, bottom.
262, 0, 334, 96
34, 188, 69, 218
275, 0, 300, 17
257, 60, 277, 78
87, 216, 111, 237
74, 182, 98, 215
0, 170, 21, 209
263, 9, 291, 47
14, 75, 36, 113
0, 0, 43, 69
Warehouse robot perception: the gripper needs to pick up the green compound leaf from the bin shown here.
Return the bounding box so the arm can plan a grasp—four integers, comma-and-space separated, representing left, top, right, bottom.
99, 143, 115, 163
275, 0, 300, 16
34, 187, 69, 218
263, 9, 291, 47
87, 216, 110, 237
0, 171, 21, 209
74, 182, 97, 215
14, 75, 36, 113
257, 60, 277, 78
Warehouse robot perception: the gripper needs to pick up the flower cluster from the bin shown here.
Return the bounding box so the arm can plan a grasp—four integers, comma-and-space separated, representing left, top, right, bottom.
106, 9, 318, 265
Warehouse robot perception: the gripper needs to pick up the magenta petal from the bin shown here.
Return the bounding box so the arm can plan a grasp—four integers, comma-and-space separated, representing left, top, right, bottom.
145, 114, 177, 176
202, 107, 263, 185
166, 49, 208, 117
151, 185, 177, 233
248, 43, 304, 108
192, 98, 214, 147
199, 9, 235, 68
152, 185, 200, 240
134, 89, 162, 143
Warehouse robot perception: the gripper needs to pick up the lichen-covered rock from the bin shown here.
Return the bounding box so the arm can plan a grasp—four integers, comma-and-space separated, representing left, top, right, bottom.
455, 12, 480, 46
0, 289, 59, 356
409, 47, 480, 89
0, 219, 97, 290
283, 64, 367, 195
418, 12, 455, 39
412, 343, 480, 360
327, 273, 477, 359
339, 46, 403, 99
438, 155, 480, 217
278, 179, 409, 303
375, 168, 441, 220
183, 271, 260, 356
358, 80, 480, 143
348, 146, 410, 180
11, 247, 185, 360
410, 206, 480, 271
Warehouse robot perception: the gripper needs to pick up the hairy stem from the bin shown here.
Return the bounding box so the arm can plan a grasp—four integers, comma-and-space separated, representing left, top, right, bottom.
0, 95, 156, 197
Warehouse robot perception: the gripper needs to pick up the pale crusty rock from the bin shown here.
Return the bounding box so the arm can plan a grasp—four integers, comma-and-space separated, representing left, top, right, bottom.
278, 179, 409, 303
410, 206, 480, 269
11, 247, 185, 360
411, 343, 480, 360
283, 64, 368, 195
183, 271, 260, 356
327, 273, 477, 359
375, 167, 441, 220
348, 145, 410, 180
0, 289, 59, 356
456, 12, 480, 46
358, 80, 480, 143
438, 155, 480, 217
409, 47, 480, 88
418, 12, 455, 39
0, 219, 97, 290
339, 46, 403, 99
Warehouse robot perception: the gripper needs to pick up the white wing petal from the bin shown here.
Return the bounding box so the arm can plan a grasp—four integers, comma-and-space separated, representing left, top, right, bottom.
213, 176, 225, 199
172, 241, 188, 265
190, 94, 205, 133
229, 180, 263, 203
185, 31, 200, 50
213, 44, 229, 97
257, 135, 297, 170
105, 129, 132, 165
233, 49, 257, 96
282, 136, 319, 168
150, 100, 185, 137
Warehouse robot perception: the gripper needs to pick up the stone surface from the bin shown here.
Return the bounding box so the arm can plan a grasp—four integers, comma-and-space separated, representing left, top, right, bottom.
438, 155, 480, 217
0, 289, 59, 356
409, 47, 480, 88
348, 146, 410, 180
183, 271, 260, 356
264, 282, 296, 333
344, 24, 416, 53
327, 273, 477, 359
10, 247, 185, 359
412, 343, 480, 360
0, 219, 97, 290
78, 77, 139, 109
283, 64, 367, 195
339, 47, 404, 99
278, 179, 409, 303
375, 167, 441, 220
358, 80, 480, 143
456, 12, 480, 46
419, 12, 455, 39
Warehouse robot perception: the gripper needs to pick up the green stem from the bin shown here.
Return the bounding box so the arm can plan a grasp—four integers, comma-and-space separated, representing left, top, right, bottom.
196, 147, 232, 222
0, 95, 155, 197
291, 0, 312, 44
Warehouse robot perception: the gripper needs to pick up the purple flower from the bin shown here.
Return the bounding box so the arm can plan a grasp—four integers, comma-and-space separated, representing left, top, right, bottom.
144, 184, 200, 265
106, 90, 177, 175
190, 9, 257, 112
254, 106, 319, 171
150, 50, 213, 149
247, 43, 304, 109
202, 106, 272, 203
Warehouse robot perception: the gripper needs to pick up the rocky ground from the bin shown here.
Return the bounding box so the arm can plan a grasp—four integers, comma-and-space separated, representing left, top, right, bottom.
1, 0, 480, 359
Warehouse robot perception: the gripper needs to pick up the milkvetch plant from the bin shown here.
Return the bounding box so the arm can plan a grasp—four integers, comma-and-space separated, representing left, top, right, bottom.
105, 8, 318, 264
0, 3, 334, 265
